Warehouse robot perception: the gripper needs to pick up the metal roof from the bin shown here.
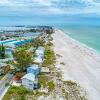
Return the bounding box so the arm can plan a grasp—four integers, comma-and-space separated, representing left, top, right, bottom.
21, 73, 35, 81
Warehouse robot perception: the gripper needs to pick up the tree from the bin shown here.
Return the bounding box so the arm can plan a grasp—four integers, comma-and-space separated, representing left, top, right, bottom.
47, 81, 55, 92
3, 65, 10, 74
0, 44, 5, 59
46, 29, 53, 35
13, 49, 32, 72
32, 37, 45, 49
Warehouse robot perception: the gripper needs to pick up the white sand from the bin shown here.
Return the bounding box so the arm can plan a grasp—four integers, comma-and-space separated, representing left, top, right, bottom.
52, 29, 100, 100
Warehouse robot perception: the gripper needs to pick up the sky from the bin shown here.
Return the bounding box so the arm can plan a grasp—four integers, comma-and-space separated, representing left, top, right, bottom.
0, 0, 100, 25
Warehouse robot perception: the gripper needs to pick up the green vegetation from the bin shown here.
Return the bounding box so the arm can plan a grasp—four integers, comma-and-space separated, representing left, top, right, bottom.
42, 48, 55, 67
0, 65, 10, 78
8, 86, 28, 95
38, 75, 50, 87
35, 90, 49, 97
32, 37, 45, 48
0, 74, 5, 80
3, 86, 29, 100
62, 88, 68, 99
56, 71, 62, 78
16, 43, 32, 51
13, 49, 32, 72
46, 29, 54, 35
0, 44, 6, 59
63, 80, 77, 86
38, 75, 55, 92
2, 65, 10, 74
47, 81, 55, 92
7, 61, 16, 66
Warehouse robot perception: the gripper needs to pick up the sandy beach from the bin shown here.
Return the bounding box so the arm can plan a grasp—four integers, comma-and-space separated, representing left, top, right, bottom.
52, 29, 100, 100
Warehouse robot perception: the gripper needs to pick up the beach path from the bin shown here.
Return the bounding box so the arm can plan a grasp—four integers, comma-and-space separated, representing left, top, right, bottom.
53, 29, 100, 100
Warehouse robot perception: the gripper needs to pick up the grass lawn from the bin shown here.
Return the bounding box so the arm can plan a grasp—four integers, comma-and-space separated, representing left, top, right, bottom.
38, 75, 50, 88
38, 75, 55, 92
2, 86, 30, 100
42, 47, 56, 67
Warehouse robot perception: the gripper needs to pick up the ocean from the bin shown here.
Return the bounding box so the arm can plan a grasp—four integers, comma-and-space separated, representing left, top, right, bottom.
0, 15, 100, 53
59, 25, 100, 53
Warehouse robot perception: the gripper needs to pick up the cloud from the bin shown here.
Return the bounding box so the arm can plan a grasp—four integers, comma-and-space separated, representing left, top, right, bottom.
0, 0, 100, 15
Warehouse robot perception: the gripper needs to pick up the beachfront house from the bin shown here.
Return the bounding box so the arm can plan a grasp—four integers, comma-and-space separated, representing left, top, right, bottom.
34, 56, 44, 64
33, 47, 45, 64
21, 73, 38, 90
35, 47, 45, 57
27, 64, 40, 76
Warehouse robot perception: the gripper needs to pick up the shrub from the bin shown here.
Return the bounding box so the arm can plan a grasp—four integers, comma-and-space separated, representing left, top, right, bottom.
47, 81, 55, 91
2, 65, 10, 74
8, 86, 28, 95
38, 75, 50, 87
42, 49, 55, 67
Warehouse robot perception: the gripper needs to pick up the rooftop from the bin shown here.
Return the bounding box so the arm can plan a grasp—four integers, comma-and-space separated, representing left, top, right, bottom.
0, 39, 16, 44
21, 73, 35, 82
34, 56, 43, 63
37, 46, 45, 51
35, 47, 45, 55
28, 64, 39, 70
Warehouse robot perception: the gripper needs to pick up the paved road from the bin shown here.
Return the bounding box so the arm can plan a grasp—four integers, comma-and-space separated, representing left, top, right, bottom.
0, 73, 13, 99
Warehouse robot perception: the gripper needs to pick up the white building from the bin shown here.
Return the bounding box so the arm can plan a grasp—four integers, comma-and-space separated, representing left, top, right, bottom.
33, 47, 45, 64
27, 64, 40, 76
34, 56, 43, 64
21, 73, 38, 90
35, 47, 45, 56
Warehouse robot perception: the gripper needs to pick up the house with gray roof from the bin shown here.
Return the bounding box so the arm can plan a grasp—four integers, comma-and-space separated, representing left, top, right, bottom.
21, 73, 38, 90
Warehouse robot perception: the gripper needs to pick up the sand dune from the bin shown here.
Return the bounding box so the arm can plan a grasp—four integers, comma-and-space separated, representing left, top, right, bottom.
52, 29, 100, 100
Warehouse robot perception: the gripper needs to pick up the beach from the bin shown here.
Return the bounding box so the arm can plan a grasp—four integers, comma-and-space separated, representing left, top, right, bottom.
52, 29, 100, 100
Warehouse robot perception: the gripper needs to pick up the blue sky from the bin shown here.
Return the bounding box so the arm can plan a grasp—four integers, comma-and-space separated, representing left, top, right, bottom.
0, 0, 100, 25
0, 0, 100, 15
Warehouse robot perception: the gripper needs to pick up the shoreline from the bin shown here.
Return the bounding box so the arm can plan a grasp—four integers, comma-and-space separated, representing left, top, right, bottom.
52, 28, 100, 100
58, 27, 100, 55
57, 28, 100, 56
54, 28, 100, 63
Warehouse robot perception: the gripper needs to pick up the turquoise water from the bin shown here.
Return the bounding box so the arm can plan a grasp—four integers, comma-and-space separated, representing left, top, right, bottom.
0, 14, 100, 53
58, 25, 100, 53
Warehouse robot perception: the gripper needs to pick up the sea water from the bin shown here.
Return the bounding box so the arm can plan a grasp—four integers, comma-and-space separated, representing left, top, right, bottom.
58, 25, 100, 53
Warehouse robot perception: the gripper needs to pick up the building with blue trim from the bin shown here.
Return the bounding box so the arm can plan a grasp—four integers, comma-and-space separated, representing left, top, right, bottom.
27, 64, 40, 76
21, 73, 38, 91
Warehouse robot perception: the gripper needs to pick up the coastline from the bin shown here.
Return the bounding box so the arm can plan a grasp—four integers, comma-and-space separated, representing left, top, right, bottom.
59, 27, 100, 54
58, 27, 100, 56
52, 28, 100, 100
